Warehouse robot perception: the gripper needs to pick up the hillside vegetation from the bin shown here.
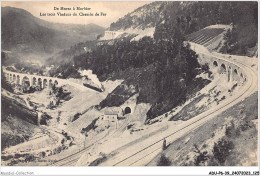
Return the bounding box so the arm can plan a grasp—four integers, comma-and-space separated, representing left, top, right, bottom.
148, 92, 258, 166
46, 1, 257, 72
109, 1, 257, 56
4, 2, 257, 123
1, 6, 105, 60
48, 7, 211, 122
47, 1, 258, 122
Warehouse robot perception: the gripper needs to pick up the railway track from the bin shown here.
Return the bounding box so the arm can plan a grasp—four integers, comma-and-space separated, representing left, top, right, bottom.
51, 117, 131, 166
51, 116, 169, 166
100, 51, 257, 166
52, 49, 257, 166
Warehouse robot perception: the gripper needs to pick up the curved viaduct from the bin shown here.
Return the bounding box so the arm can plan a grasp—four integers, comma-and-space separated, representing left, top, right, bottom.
3, 70, 89, 91
96, 43, 257, 167
192, 42, 247, 85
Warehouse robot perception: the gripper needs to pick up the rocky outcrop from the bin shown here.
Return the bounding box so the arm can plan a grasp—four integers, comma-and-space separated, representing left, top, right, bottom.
2, 95, 38, 125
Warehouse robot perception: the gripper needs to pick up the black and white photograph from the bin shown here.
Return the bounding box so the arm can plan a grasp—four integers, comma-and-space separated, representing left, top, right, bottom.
0, 0, 258, 172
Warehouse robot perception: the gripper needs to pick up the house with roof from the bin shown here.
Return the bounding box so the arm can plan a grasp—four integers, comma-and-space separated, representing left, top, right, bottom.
99, 108, 123, 121
101, 111, 119, 121
99, 105, 133, 122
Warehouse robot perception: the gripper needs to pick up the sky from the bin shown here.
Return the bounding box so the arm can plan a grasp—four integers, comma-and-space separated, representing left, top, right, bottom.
2, 1, 152, 28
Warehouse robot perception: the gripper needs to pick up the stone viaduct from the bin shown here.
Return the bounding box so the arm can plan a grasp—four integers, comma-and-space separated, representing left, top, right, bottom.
3, 70, 89, 91
189, 42, 247, 85
3, 44, 247, 94
198, 52, 247, 85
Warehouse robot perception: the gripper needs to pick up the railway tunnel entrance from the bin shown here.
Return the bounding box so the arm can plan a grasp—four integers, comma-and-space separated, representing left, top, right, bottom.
125, 107, 131, 115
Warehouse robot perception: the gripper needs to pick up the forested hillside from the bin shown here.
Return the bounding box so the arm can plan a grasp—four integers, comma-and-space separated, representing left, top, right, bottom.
48, 1, 257, 68
48, 6, 209, 121
109, 1, 257, 56
44, 1, 257, 121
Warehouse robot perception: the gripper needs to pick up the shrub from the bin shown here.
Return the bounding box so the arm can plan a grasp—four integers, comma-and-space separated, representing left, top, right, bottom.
201, 63, 210, 73
24, 154, 36, 162
193, 144, 208, 166
213, 139, 234, 165
81, 118, 99, 135
89, 153, 107, 166
194, 151, 208, 166
157, 154, 171, 166
239, 120, 254, 131
39, 152, 46, 158
225, 121, 235, 137
72, 112, 81, 122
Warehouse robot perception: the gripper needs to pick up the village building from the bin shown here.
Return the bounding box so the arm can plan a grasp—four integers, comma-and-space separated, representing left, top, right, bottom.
101, 111, 119, 121
99, 106, 133, 122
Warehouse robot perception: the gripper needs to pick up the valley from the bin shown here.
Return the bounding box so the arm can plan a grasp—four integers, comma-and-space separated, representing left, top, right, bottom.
1, 1, 258, 168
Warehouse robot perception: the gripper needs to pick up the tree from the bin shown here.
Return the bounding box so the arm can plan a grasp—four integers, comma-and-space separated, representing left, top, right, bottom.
157, 154, 171, 166
213, 139, 234, 165
194, 144, 208, 166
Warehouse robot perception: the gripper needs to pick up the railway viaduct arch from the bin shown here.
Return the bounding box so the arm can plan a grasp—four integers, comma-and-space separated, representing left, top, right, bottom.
199, 54, 246, 85
3, 70, 92, 91
4, 71, 59, 89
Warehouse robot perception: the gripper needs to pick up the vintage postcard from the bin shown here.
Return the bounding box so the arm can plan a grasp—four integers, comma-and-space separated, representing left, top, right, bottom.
1, 0, 258, 174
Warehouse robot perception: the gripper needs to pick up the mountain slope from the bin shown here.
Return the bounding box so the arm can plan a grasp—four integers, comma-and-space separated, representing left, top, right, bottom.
107, 1, 257, 56
44, 1, 257, 122
40, 1, 257, 65
109, 2, 163, 31
1, 6, 105, 57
